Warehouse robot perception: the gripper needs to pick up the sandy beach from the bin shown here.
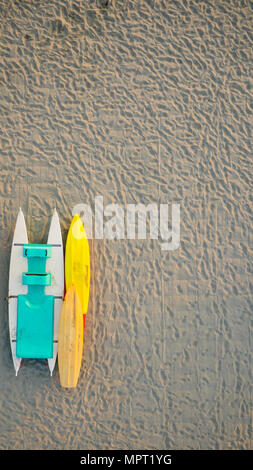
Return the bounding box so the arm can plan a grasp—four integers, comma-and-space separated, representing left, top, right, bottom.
0, 0, 252, 449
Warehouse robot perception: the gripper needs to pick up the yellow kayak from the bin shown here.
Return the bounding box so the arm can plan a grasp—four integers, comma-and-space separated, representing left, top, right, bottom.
65, 214, 90, 324
58, 285, 83, 388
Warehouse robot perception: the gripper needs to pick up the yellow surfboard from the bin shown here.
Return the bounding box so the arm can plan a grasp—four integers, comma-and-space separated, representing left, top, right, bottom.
58, 286, 83, 388
65, 214, 90, 321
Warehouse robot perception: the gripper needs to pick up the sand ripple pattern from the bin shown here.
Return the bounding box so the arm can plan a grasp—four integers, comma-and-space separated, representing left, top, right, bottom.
0, 0, 252, 449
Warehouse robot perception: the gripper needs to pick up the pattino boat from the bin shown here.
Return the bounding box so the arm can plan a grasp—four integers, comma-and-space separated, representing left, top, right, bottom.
8, 208, 64, 376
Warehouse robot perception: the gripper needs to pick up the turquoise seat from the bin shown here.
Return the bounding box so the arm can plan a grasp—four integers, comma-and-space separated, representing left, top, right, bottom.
16, 244, 54, 359
16, 295, 54, 358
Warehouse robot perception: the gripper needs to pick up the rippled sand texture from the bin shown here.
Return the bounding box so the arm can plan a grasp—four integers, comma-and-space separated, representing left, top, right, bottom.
0, 0, 252, 450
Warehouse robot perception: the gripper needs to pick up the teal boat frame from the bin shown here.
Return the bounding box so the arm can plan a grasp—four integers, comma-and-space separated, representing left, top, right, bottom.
16, 244, 54, 359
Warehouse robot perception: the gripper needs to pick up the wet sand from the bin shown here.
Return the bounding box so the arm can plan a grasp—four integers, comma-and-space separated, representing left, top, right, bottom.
0, 0, 252, 449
